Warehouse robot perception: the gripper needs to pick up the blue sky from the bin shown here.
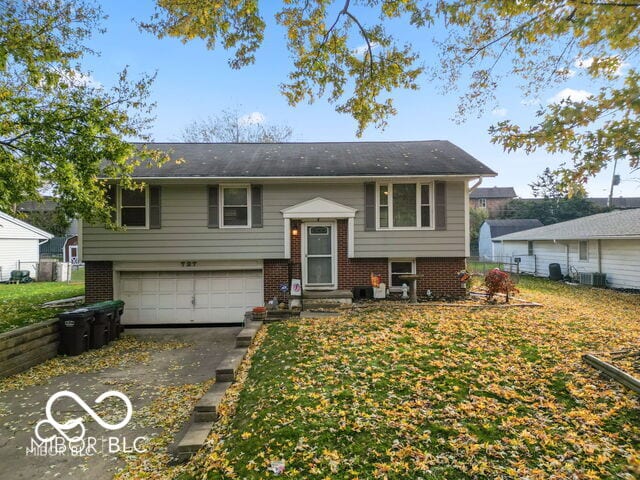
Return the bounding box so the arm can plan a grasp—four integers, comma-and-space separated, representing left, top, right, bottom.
81, 1, 638, 198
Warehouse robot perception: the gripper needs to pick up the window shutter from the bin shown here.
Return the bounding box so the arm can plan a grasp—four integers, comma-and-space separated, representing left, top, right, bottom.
250, 185, 263, 228
208, 185, 219, 228
149, 186, 161, 229
364, 182, 376, 231
105, 184, 117, 224
435, 181, 447, 231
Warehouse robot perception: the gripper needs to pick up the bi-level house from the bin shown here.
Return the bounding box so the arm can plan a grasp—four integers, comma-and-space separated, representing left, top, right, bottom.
81, 141, 495, 325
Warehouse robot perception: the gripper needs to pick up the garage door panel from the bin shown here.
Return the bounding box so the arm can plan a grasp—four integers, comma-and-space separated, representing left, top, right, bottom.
119, 270, 263, 325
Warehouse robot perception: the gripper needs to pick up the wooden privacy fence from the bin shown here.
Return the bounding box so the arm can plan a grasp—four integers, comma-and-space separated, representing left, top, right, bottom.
0, 319, 59, 378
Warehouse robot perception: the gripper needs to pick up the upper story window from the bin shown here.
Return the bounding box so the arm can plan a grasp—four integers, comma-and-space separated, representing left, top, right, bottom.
479, 198, 487, 209
377, 182, 433, 230
119, 187, 148, 228
221, 186, 250, 227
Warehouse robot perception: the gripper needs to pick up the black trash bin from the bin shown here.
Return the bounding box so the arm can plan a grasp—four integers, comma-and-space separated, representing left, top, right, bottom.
549, 263, 563, 281
112, 300, 125, 340
58, 308, 92, 356
85, 303, 114, 348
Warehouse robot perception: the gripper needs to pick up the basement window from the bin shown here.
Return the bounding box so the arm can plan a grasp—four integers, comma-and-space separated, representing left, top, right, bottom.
389, 259, 416, 291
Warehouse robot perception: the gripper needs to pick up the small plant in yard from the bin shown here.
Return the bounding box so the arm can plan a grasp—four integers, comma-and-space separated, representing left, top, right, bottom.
484, 268, 518, 303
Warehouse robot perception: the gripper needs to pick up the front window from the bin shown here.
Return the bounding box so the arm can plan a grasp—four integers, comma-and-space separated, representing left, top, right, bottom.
389, 260, 416, 289
120, 188, 147, 228
378, 183, 433, 229
222, 186, 250, 227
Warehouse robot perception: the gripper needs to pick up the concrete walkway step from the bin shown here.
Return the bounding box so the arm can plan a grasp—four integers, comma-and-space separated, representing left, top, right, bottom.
235, 328, 258, 348
215, 348, 248, 382
175, 421, 214, 461
193, 381, 232, 422
303, 289, 353, 299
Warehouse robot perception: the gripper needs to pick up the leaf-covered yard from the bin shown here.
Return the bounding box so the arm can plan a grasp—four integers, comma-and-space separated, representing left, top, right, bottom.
0, 282, 84, 333
182, 278, 640, 479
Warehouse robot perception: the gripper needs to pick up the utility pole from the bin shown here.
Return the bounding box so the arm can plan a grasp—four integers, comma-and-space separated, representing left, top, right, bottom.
608, 158, 619, 208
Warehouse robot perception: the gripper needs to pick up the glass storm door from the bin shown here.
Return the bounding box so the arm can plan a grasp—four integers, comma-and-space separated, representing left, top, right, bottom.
304, 223, 335, 288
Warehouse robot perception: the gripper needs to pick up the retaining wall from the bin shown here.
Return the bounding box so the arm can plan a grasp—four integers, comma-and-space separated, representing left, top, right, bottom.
0, 319, 59, 378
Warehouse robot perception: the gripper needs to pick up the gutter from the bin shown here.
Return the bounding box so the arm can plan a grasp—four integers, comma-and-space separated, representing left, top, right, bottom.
468, 177, 483, 193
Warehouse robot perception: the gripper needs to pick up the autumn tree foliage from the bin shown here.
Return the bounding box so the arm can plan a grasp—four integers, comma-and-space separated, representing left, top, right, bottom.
484, 268, 518, 303
140, 0, 640, 189
0, 0, 168, 227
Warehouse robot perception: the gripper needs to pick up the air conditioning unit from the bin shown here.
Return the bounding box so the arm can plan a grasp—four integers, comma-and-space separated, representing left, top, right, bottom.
579, 272, 607, 287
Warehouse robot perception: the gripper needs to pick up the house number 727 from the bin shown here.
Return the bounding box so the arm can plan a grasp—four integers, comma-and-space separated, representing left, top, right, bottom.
181, 261, 198, 267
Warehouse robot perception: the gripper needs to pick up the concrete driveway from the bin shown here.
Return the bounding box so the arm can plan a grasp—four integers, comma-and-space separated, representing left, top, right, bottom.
0, 326, 240, 479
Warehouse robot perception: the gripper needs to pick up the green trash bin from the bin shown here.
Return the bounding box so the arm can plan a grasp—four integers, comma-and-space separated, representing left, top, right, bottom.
58, 308, 92, 356
84, 302, 114, 348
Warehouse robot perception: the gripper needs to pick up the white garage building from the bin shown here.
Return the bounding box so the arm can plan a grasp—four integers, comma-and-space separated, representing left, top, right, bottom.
0, 211, 53, 281
495, 209, 640, 290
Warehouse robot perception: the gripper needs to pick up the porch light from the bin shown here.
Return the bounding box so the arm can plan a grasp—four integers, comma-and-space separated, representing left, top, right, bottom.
292, 227, 299, 236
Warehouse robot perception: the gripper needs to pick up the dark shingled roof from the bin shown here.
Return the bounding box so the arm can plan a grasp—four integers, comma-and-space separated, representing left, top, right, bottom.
469, 187, 517, 199
127, 141, 496, 178
484, 219, 543, 239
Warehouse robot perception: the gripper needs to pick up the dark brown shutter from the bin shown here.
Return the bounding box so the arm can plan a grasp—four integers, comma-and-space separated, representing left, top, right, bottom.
364, 182, 376, 231
105, 184, 117, 224
149, 186, 161, 229
208, 185, 219, 228
251, 185, 263, 228
435, 181, 447, 231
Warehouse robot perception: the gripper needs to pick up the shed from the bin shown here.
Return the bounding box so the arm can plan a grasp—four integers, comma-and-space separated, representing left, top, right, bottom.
0, 211, 54, 281
478, 219, 543, 260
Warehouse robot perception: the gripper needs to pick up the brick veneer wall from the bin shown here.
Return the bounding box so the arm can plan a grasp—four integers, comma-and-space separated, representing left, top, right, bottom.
416, 257, 466, 298
263, 259, 289, 303
336, 220, 388, 289
85, 261, 114, 303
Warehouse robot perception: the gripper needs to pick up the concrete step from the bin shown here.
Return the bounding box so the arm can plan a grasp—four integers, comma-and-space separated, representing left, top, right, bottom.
215, 348, 248, 382
301, 298, 352, 310
235, 328, 258, 348
175, 421, 214, 462
303, 289, 353, 300
193, 381, 232, 422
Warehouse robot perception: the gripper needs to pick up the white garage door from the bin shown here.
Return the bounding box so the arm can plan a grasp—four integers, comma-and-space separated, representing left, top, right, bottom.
119, 270, 263, 325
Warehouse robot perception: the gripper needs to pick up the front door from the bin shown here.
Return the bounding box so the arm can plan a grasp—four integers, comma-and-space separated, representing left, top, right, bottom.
302, 222, 336, 289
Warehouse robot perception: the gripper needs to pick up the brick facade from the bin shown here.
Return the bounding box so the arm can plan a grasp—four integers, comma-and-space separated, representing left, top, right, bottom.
262, 219, 467, 301
263, 259, 289, 303
85, 261, 114, 303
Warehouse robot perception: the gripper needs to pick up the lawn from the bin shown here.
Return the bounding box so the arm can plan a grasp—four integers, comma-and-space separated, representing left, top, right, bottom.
181, 278, 640, 479
0, 282, 85, 333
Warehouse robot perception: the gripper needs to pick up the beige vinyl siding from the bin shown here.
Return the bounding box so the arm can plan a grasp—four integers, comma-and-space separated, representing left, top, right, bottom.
83, 181, 468, 261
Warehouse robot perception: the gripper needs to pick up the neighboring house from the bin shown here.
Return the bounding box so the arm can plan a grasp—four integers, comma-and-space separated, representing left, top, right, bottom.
495, 209, 640, 290
0, 211, 54, 281
478, 219, 543, 260
17, 198, 79, 236
82, 141, 496, 325
469, 187, 517, 217
40, 234, 79, 263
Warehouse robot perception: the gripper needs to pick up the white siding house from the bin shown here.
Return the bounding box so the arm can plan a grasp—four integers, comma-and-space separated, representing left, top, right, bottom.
0, 212, 53, 281
495, 209, 640, 290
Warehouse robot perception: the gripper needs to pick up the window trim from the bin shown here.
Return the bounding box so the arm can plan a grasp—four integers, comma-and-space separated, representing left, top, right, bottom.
375, 181, 435, 231
117, 185, 149, 230
388, 258, 416, 292
579, 240, 589, 261
219, 184, 252, 229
